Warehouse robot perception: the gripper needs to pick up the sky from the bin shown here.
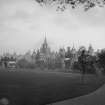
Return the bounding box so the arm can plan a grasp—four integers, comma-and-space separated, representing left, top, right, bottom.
0, 0, 105, 54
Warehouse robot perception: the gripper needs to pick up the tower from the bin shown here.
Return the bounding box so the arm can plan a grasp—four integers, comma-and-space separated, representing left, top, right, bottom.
40, 36, 50, 55
39, 36, 51, 63
43, 36, 48, 50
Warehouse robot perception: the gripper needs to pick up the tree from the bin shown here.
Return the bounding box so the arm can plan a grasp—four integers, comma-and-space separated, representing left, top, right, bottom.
35, 0, 105, 11
17, 59, 29, 68
35, 50, 41, 68
65, 47, 72, 69
97, 49, 105, 73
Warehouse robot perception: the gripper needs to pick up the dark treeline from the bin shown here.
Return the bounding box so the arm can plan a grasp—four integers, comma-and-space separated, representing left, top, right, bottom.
0, 44, 105, 75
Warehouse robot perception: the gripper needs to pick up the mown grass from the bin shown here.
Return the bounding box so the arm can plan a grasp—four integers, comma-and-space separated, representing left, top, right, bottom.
0, 69, 105, 105
53, 81, 105, 105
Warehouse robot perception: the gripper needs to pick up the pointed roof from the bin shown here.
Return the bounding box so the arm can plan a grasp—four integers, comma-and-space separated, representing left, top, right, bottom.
42, 36, 49, 49
44, 36, 47, 45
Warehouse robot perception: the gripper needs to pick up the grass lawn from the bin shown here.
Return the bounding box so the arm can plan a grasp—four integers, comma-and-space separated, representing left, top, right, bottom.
53, 82, 105, 105
0, 69, 105, 105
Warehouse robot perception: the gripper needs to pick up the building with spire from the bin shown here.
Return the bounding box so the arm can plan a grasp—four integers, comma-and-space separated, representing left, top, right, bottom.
40, 37, 51, 55
39, 37, 51, 62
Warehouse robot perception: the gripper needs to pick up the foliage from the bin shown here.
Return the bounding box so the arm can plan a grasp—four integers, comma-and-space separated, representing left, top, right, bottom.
97, 49, 105, 73
72, 61, 96, 74
35, 0, 105, 11
74, 50, 97, 74
72, 61, 81, 70
17, 59, 36, 69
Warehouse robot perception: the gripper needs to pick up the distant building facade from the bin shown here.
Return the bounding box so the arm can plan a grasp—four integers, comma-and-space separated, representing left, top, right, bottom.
39, 37, 51, 62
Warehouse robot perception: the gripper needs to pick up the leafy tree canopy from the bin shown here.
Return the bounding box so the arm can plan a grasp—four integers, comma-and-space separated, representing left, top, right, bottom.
98, 49, 105, 69
35, 0, 105, 11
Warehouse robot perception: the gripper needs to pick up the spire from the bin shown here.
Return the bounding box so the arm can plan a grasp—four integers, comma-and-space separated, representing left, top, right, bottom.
40, 35, 51, 56
44, 36, 47, 45
43, 35, 48, 48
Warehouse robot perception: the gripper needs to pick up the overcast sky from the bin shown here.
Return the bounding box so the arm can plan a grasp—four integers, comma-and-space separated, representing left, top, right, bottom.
0, 0, 105, 54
